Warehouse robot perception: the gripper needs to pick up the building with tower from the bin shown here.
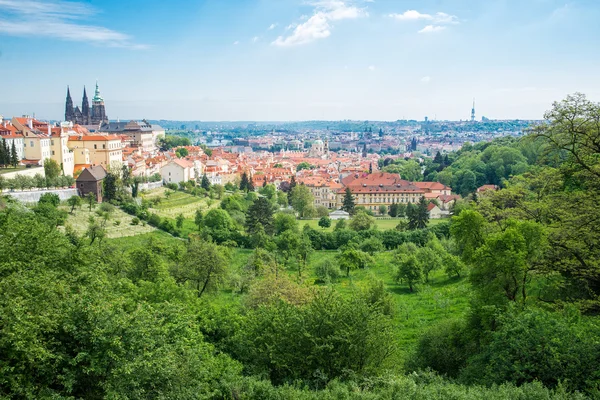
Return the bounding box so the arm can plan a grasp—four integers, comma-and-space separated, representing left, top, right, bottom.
65, 82, 109, 126
471, 99, 476, 122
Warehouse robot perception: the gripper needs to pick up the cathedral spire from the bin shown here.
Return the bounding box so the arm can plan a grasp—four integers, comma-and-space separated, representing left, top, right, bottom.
82, 86, 90, 122
65, 86, 74, 122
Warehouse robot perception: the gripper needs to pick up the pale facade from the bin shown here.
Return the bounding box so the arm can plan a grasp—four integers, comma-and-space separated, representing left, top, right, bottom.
68, 135, 123, 169
160, 159, 201, 184
50, 123, 75, 176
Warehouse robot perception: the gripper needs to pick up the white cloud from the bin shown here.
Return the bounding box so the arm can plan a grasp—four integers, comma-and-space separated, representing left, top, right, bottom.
389, 10, 432, 21
252, 36, 260, 43
273, 1, 367, 47
368, 65, 376, 71
421, 76, 431, 83
389, 10, 458, 24
233, 40, 240, 45
268, 23, 277, 30
418, 25, 446, 34
0, 0, 146, 49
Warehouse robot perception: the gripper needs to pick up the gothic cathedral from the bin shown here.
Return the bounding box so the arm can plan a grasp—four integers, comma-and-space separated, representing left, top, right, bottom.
65, 82, 109, 125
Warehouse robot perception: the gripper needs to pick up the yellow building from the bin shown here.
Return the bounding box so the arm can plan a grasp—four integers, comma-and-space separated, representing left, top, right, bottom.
68, 134, 123, 170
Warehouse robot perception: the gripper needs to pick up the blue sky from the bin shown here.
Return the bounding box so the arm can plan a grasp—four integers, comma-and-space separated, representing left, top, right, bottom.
0, 0, 599, 121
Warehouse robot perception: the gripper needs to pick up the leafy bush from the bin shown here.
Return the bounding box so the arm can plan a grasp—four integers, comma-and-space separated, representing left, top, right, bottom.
314, 260, 342, 282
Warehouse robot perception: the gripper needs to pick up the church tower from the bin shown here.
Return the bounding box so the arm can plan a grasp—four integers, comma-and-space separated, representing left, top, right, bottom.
65, 86, 74, 122
91, 81, 108, 125
82, 86, 90, 125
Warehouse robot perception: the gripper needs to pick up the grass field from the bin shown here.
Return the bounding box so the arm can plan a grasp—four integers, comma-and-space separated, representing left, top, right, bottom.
62, 205, 157, 239
143, 187, 219, 219
301, 217, 447, 232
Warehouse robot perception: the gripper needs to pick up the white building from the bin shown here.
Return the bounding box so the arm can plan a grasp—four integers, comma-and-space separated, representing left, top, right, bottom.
160, 159, 202, 184
329, 210, 350, 220
0, 118, 24, 162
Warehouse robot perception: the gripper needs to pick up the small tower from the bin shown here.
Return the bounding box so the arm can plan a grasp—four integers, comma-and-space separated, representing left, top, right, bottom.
471, 98, 476, 122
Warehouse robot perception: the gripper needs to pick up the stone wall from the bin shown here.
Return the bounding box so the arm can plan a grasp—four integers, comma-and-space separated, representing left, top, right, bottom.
139, 181, 163, 191
2, 188, 78, 204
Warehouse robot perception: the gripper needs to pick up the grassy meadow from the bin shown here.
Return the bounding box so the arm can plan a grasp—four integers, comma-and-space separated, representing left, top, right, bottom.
142, 187, 219, 219
108, 230, 470, 363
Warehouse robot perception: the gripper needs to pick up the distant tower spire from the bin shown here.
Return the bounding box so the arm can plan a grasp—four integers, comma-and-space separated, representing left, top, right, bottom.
471, 98, 476, 122
82, 86, 90, 124
65, 86, 74, 122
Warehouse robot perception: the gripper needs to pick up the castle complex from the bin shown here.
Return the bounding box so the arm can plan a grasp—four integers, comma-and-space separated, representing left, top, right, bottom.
65, 82, 109, 126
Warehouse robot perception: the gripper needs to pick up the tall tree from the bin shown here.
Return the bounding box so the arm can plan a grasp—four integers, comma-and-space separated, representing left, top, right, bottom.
246, 197, 275, 235
240, 171, 249, 191
43, 158, 61, 184
341, 188, 355, 215
10, 141, 18, 167
407, 197, 429, 230
247, 174, 255, 192
201, 173, 210, 190
290, 185, 314, 218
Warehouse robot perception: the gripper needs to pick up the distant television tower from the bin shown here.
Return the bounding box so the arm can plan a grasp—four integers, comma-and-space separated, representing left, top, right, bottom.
471, 98, 476, 122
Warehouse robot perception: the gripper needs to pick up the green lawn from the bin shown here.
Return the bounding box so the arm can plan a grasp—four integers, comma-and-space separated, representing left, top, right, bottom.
302, 217, 447, 232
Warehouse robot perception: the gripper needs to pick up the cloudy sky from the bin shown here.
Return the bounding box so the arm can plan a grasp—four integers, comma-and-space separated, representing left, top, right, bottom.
0, 0, 598, 121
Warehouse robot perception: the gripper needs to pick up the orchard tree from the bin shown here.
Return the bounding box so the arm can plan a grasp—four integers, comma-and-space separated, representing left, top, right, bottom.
394, 254, 422, 292
67, 195, 82, 213
171, 238, 229, 297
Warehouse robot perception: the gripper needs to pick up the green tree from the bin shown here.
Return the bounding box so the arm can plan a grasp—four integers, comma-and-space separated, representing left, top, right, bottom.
379, 205, 388, 215
341, 188, 355, 215
318, 216, 331, 229
407, 197, 429, 230
296, 162, 311, 171
239, 171, 250, 191
38, 192, 60, 207
175, 147, 189, 158
194, 209, 204, 230
171, 238, 229, 297
274, 212, 298, 234
336, 246, 373, 277
450, 209, 486, 264
201, 173, 210, 190
86, 192, 96, 211
394, 254, 422, 292
176, 213, 185, 229
102, 172, 120, 202
360, 236, 384, 255
43, 158, 61, 184
290, 184, 314, 218
10, 141, 18, 167
246, 197, 275, 235
67, 195, 82, 213
349, 210, 375, 231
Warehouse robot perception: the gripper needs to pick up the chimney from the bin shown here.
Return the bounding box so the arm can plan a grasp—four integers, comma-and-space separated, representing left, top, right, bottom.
27, 119, 33, 129
0, 115, 3, 124
48, 124, 51, 137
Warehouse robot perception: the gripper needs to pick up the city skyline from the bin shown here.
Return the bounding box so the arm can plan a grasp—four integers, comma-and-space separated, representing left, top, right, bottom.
1, 0, 599, 121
